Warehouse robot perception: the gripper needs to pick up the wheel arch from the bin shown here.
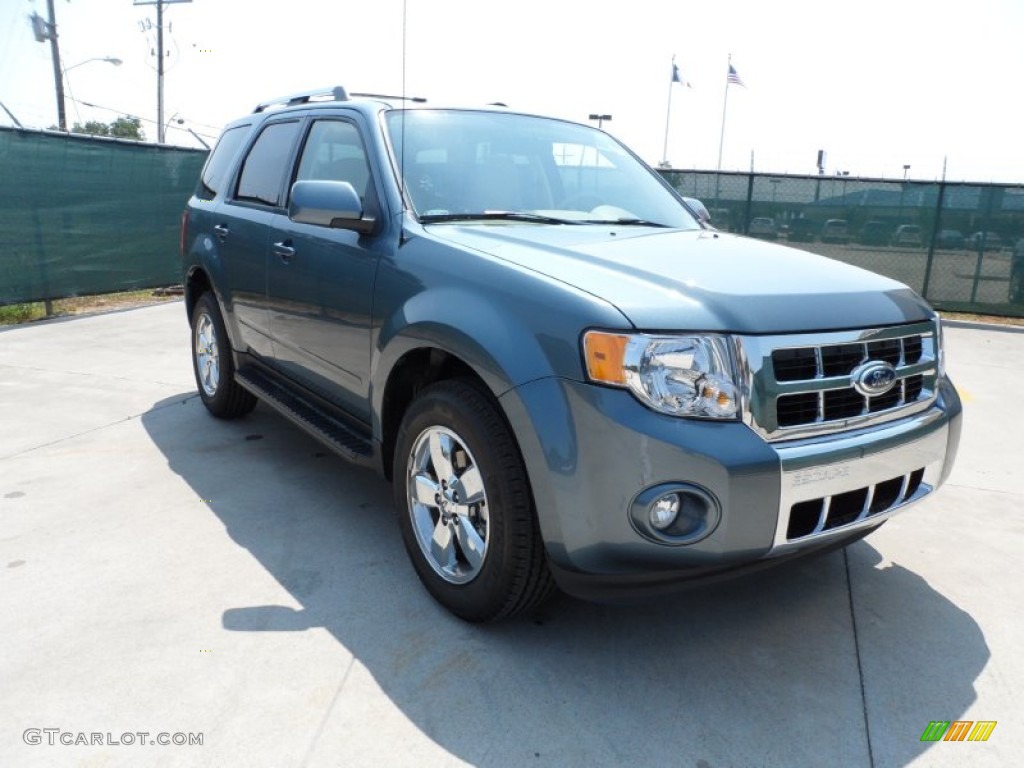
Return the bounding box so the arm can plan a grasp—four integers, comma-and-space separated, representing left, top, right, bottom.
372, 286, 573, 479
184, 264, 213, 320
378, 345, 504, 481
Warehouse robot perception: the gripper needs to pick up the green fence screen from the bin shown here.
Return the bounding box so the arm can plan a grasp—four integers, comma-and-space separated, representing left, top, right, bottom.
0, 127, 207, 306
2, 127, 1022, 318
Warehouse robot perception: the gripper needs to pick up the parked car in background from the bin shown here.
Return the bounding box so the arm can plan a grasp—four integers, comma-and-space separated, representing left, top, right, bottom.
1012, 239, 1024, 304
859, 220, 890, 246
933, 229, 965, 250
747, 216, 778, 240
965, 231, 1003, 252
786, 217, 816, 242
891, 225, 924, 248
820, 219, 849, 244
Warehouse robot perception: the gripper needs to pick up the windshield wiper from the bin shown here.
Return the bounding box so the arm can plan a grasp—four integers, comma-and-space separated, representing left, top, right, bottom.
578, 218, 672, 227
419, 211, 580, 225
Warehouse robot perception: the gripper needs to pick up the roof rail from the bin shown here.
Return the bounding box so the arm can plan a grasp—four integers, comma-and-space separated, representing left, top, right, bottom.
350, 92, 427, 103
253, 86, 349, 114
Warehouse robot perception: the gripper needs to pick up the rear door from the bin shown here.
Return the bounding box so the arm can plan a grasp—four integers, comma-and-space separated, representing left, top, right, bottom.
216, 118, 303, 358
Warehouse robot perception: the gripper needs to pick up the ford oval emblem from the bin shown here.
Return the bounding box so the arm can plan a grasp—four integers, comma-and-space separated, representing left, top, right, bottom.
851, 360, 898, 397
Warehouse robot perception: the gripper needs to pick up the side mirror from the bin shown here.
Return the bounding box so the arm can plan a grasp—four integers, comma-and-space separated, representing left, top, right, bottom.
683, 196, 712, 225
288, 180, 376, 234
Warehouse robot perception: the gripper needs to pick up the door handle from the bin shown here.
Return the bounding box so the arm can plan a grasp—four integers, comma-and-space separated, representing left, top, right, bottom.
213, 224, 229, 241
273, 241, 296, 262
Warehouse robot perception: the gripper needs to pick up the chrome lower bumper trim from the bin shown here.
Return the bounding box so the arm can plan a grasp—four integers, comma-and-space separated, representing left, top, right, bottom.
769, 407, 949, 553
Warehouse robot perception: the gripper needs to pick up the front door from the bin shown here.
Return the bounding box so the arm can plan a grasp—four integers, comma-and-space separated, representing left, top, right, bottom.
267, 117, 385, 424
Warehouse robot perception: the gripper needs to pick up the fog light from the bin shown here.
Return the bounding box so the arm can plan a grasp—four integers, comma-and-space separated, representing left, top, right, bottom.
629, 483, 722, 546
650, 493, 681, 530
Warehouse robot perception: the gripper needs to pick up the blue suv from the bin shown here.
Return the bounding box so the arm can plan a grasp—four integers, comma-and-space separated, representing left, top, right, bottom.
181, 87, 961, 621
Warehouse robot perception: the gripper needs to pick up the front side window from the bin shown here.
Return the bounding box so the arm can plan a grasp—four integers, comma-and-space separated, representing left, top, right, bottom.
384, 110, 699, 228
235, 120, 301, 206
294, 120, 371, 201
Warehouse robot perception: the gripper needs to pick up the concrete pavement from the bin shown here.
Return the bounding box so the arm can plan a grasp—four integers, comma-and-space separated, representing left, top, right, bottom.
0, 302, 1020, 767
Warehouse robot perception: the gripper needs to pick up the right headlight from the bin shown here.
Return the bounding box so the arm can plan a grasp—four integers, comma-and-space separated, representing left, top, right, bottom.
583, 331, 740, 419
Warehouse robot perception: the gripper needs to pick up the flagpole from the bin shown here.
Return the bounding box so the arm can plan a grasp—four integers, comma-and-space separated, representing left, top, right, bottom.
662, 65, 674, 166
716, 54, 731, 172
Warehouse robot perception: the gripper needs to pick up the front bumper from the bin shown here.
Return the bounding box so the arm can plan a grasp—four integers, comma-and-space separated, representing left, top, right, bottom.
499, 375, 962, 600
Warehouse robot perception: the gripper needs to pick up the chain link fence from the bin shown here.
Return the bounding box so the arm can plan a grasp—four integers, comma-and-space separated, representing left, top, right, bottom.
663, 170, 1024, 318
0, 127, 206, 307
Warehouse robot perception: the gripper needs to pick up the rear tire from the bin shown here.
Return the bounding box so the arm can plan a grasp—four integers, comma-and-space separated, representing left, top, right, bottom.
190, 292, 257, 419
393, 379, 554, 622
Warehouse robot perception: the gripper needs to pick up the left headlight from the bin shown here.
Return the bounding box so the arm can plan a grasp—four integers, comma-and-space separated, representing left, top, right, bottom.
583, 331, 740, 419
931, 312, 946, 378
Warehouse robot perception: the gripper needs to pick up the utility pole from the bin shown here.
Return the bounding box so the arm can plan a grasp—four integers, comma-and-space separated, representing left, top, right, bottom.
135, 0, 191, 143
156, 0, 164, 142
33, 1, 67, 130
46, 1, 66, 130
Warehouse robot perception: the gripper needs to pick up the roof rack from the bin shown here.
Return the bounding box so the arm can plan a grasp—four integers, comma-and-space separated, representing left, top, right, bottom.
350, 92, 427, 103
253, 86, 349, 114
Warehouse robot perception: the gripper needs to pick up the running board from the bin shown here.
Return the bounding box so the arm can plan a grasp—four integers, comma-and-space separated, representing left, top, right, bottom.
235, 366, 375, 466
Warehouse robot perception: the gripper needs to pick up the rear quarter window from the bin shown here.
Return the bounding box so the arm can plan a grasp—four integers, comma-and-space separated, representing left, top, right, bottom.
197, 124, 251, 201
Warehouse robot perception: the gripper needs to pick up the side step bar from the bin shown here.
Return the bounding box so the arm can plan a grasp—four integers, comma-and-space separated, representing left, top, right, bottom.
235, 366, 375, 467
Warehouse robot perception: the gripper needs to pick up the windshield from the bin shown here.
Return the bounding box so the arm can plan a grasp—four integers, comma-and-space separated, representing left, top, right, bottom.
384, 110, 699, 229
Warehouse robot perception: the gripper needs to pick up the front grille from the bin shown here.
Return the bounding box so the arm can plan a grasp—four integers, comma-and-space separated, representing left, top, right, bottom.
786, 468, 927, 540
775, 374, 927, 427
820, 344, 865, 377
771, 334, 924, 382
747, 323, 939, 439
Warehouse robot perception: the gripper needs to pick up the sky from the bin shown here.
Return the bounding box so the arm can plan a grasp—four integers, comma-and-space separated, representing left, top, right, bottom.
1, 0, 1022, 183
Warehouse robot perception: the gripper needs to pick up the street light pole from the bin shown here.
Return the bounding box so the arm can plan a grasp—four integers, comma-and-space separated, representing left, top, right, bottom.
588, 113, 611, 130
66, 56, 123, 71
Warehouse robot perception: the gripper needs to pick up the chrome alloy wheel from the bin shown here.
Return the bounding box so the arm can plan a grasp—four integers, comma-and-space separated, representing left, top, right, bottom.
406, 426, 490, 584
194, 312, 220, 397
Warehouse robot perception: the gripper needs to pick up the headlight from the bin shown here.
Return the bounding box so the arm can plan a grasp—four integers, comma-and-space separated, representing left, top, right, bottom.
932, 312, 946, 378
583, 331, 740, 419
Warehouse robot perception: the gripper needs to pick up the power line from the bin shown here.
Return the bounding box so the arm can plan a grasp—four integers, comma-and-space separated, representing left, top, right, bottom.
72, 97, 216, 141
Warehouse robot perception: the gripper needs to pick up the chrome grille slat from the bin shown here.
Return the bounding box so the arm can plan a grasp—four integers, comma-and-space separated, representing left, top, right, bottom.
740, 321, 940, 441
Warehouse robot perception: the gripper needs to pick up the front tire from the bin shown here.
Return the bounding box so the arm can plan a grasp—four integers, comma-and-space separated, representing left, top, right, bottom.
190, 292, 257, 419
393, 380, 553, 622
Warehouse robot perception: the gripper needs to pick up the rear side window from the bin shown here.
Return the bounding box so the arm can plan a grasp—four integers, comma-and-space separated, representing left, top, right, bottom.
197, 124, 250, 200
235, 120, 302, 206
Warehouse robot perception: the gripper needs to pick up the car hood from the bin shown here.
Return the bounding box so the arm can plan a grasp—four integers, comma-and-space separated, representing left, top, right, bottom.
427, 224, 933, 333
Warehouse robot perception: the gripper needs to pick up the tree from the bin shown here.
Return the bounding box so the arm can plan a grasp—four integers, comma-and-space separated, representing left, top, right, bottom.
70, 116, 145, 141
110, 117, 144, 140
71, 120, 110, 136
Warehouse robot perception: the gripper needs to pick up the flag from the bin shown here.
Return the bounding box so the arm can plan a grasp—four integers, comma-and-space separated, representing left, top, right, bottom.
727, 64, 745, 87
671, 62, 691, 88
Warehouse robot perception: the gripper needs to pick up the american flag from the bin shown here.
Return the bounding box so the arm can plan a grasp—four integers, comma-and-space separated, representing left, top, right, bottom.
727, 64, 745, 87
671, 62, 691, 87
